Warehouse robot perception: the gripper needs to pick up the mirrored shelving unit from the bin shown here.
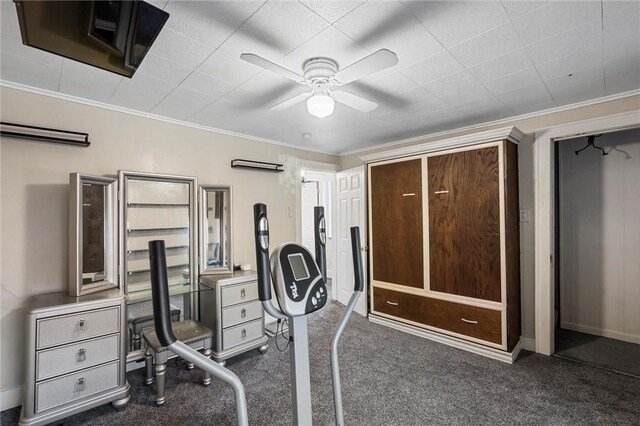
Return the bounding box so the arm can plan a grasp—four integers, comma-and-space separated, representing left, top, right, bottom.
119, 171, 198, 358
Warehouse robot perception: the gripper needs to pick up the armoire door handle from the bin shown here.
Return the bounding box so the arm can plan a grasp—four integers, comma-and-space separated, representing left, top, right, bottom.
386, 301, 399, 306
434, 190, 449, 194
402, 193, 416, 197
461, 318, 478, 324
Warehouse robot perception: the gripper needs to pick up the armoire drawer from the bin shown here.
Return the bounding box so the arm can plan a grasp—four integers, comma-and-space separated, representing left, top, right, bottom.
373, 287, 502, 345
221, 282, 258, 307
37, 307, 120, 349
222, 300, 262, 328
222, 319, 263, 350
35, 361, 119, 413
36, 334, 119, 381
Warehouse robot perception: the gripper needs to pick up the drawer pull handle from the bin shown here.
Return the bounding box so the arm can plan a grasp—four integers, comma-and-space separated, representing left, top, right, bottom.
434, 190, 449, 194
402, 193, 415, 197
240, 288, 246, 298
241, 308, 247, 318
76, 378, 86, 392
461, 318, 478, 325
76, 320, 87, 333
386, 301, 399, 306
241, 329, 247, 338
77, 348, 87, 362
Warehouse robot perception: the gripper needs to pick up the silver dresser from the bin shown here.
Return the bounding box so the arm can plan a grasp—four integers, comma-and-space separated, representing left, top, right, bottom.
200, 271, 268, 365
20, 289, 130, 425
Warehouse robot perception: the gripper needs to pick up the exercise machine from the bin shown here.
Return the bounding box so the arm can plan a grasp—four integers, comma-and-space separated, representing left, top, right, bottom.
254, 203, 364, 425
148, 240, 249, 426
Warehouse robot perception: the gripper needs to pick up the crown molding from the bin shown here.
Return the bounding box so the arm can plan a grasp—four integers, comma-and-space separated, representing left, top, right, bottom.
0, 80, 335, 156
341, 89, 640, 157
360, 126, 524, 163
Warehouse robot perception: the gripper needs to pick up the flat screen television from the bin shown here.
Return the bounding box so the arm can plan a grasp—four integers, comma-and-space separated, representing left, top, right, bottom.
14, 0, 169, 78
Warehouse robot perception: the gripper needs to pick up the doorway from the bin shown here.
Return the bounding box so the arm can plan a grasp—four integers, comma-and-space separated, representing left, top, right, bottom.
553, 127, 640, 376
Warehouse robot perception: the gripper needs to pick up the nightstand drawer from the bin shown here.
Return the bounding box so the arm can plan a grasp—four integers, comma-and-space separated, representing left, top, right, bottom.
222, 319, 262, 350
221, 282, 258, 307
37, 307, 120, 349
222, 300, 262, 328
35, 361, 119, 413
36, 334, 119, 381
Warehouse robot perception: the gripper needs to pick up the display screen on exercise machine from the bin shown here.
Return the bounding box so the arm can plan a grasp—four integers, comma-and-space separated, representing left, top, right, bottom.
288, 253, 310, 281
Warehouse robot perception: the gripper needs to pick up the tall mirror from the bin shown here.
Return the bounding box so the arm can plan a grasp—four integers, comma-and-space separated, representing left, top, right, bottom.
199, 186, 233, 275
69, 173, 118, 296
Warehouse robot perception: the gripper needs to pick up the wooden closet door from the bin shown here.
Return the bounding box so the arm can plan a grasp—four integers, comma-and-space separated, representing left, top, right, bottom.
428, 146, 501, 302
370, 159, 423, 288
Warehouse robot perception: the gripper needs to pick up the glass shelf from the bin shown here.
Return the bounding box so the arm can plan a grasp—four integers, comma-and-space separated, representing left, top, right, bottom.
127, 282, 212, 305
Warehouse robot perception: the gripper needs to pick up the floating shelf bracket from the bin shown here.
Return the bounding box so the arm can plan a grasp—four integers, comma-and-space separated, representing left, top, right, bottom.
0, 122, 90, 147
231, 159, 284, 172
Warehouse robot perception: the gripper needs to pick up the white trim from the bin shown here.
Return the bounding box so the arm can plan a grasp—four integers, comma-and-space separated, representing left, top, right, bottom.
369, 315, 521, 364
296, 159, 338, 172
0, 80, 334, 155
360, 126, 524, 163
561, 322, 640, 345
1, 386, 23, 411
520, 336, 536, 352
534, 110, 640, 356
343, 89, 640, 156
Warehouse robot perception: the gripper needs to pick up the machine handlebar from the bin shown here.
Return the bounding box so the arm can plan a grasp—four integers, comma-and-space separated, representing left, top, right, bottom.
350, 227, 364, 292
148, 240, 178, 347
314, 206, 327, 282
253, 203, 272, 302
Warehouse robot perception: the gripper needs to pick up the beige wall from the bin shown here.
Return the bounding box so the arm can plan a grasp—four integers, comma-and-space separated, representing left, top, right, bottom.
0, 86, 338, 406
339, 94, 640, 345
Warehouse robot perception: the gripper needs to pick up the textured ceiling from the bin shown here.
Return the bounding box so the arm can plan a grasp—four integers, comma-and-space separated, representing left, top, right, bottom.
1, 0, 639, 154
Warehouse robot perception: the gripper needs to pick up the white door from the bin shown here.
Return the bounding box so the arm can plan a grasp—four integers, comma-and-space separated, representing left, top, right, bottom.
300, 170, 335, 280
336, 166, 367, 316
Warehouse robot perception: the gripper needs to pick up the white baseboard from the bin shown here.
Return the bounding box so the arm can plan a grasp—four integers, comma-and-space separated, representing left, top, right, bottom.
520, 336, 536, 351
369, 315, 521, 364
561, 321, 640, 344
1, 386, 23, 411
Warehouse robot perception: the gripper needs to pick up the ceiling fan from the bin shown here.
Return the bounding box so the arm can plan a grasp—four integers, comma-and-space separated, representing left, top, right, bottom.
240, 49, 398, 118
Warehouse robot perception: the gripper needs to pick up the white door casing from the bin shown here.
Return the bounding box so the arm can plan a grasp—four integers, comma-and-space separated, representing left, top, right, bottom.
534, 111, 640, 355
336, 166, 367, 316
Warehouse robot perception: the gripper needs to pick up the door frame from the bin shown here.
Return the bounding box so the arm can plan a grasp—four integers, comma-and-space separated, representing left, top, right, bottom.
534, 110, 640, 355
296, 159, 337, 296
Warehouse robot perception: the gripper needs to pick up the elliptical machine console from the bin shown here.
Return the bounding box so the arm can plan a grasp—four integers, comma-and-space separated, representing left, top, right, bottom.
270, 243, 327, 316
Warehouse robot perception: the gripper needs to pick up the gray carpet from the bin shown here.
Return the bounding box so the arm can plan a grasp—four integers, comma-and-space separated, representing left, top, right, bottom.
3, 299, 640, 425
555, 328, 640, 378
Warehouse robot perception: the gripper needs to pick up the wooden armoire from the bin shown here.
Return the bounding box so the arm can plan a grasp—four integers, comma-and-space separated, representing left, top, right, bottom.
366, 127, 522, 362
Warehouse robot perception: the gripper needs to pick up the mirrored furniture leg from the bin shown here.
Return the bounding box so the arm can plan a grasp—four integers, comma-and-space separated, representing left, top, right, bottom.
20, 290, 130, 425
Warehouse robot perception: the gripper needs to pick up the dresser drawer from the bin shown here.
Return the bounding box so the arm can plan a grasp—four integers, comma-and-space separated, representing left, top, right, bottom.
373, 287, 502, 345
37, 307, 120, 349
221, 282, 258, 307
222, 319, 263, 350
222, 300, 262, 328
35, 361, 119, 413
36, 334, 119, 381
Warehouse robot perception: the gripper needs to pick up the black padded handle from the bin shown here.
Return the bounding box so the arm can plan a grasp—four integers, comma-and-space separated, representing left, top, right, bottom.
314, 206, 327, 282
253, 203, 272, 302
350, 227, 364, 292
148, 240, 177, 347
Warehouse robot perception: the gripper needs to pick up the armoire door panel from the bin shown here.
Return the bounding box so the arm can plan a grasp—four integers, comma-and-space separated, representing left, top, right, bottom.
428, 146, 501, 302
370, 159, 423, 288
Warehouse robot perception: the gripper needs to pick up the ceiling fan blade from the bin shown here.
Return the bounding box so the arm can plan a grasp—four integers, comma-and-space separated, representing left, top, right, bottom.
269, 92, 312, 111
332, 90, 378, 113
240, 53, 305, 83
333, 49, 398, 85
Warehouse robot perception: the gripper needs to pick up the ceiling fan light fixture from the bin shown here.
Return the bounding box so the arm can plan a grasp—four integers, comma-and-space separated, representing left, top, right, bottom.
307, 94, 335, 118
